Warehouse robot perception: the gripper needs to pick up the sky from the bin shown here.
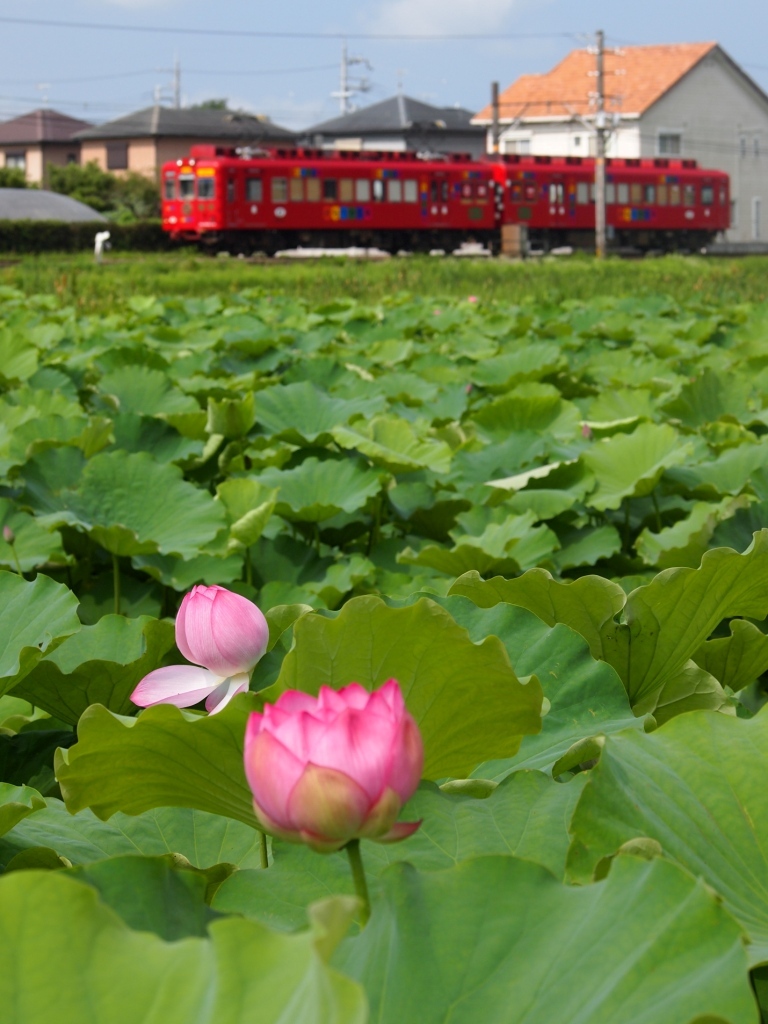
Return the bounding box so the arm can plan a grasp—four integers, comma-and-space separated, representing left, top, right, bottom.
1, 0, 767, 132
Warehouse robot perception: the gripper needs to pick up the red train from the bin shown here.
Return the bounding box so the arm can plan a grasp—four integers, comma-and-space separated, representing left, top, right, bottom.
161, 145, 730, 255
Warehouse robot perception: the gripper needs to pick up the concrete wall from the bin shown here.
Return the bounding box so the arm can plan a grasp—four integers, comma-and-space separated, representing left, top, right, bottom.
640, 50, 768, 241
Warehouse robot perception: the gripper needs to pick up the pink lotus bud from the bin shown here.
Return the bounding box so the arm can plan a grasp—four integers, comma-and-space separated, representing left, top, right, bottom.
175, 584, 269, 677
131, 585, 268, 715
244, 679, 423, 852
2, 525, 14, 544
581, 422, 593, 439
467, 295, 478, 303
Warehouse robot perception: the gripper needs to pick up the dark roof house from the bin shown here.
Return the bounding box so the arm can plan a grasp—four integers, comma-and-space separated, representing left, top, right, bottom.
74, 105, 296, 176
304, 95, 486, 156
0, 108, 92, 184
0, 188, 106, 222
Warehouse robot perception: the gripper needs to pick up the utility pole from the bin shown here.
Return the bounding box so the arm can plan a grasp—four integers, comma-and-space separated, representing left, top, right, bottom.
332, 41, 372, 115
594, 29, 607, 259
173, 55, 181, 109
491, 81, 500, 155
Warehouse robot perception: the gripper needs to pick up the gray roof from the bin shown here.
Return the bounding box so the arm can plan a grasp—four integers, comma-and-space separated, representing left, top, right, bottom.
306, 95, 483, 136
0, 189, 106, 222
0, 108, 92, 145
74, 106, 295, 142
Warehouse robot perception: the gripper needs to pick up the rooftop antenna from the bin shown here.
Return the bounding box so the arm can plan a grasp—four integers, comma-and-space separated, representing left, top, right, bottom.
332, 40, 372, 115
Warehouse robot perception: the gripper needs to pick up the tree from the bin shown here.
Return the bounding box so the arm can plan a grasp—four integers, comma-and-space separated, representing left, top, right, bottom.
0, 168, 28, 188
47, 161, 159, 221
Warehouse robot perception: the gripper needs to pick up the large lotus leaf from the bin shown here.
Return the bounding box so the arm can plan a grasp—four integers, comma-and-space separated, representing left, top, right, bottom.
566, 709, 768, 965
0, 499, 68, 573
17, 446, 86, 514
56, 696, 260, 826
334, 855, 756, 1024
64, 855, 222, 940
449, 568, 626, 663
470, 342, 564, 391
665, 440, 768, 498
215, 477, 278, 550
552, 524, 622, 571
693, 618, 768, 692
0, 329, 38, 382
0, 800, 267, 870
660, 367, 752, 427
212, 773, 587, 931
267, 595, 542, 779
331, 415, 452, 474
582, 422, 692, 510
111, 413, 203, 463
635, 496, 748, 568
0, 783, 45, 837
0, 573, 81, 696
98, 365, 199, 416
0, 728, 74, 786
609, 531, 768, 712
650, 660, 729, 726
255, 381, 382, 445
37, 450, 226, 558
132, 551, 245, 590
13, 615, 177, 726
259, 457, 384, 523
471, 382, 580, 440
0, 871, 366, 1024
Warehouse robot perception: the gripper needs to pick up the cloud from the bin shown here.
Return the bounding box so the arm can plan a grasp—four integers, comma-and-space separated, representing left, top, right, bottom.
373, 0, 524, 36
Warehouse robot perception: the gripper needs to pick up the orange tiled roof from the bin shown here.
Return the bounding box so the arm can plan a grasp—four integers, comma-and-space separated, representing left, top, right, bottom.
474, 42, 717, 122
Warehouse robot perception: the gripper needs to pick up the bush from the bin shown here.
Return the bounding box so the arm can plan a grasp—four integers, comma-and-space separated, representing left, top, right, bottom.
0, 168, 28, 188
47, 162, 160, 221
0, 219, 171, 253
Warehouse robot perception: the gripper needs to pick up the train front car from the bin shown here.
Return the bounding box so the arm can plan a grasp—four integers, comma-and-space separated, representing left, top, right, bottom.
162, 148, 498, 255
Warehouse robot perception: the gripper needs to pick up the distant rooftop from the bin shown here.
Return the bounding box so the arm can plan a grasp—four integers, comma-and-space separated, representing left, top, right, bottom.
75, 105, 296, 142
0, 189, 106, 222
0, 109, 92, 145
307, 95, 482, 136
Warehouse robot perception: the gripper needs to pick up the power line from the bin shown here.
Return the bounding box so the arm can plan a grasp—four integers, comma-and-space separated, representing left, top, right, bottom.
0, 64, 340, 87
0, 14, 579, 42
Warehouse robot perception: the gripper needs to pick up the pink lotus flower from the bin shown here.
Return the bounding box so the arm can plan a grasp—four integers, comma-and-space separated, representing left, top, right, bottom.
244, 679, 423, 852
467, 295, 478, 303
131, 585, 269, 714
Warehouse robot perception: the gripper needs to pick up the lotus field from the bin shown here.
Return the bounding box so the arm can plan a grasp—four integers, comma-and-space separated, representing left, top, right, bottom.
6, 280, 768, 1022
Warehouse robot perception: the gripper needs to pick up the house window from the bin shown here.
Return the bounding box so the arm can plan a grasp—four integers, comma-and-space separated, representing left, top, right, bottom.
573, 135, 581, 148
355, 179, 371, 202
508, 138, 530, 154
246, 178, 262, 202
752, 196, 762, 240
66, 152, 77, 164
387, 179, 402, 202
271, 177, 288, 202
5, 151, 25, 169
106, 142, 128, 170
658, 133, 681, 155
740, 136, 747, 158
403, 179, 418, 203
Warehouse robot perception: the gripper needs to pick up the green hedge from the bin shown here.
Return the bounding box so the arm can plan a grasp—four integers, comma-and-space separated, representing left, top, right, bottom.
0, 220, 171, 253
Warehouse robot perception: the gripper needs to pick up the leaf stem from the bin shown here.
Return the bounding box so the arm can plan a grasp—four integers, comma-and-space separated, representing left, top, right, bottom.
259, 828, 269, 869
112, 553, 121, 616
345, 839, 370, 926
245, 545, 253, 587
651, 490, 662, 533
9, 541, 23, 578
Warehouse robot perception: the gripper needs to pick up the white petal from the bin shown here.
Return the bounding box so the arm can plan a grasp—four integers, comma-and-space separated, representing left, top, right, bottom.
131, 665, 221, 708
205, 672, 251, 714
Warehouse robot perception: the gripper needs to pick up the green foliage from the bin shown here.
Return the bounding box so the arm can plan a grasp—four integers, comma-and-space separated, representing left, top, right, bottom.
48, 161, 160, 221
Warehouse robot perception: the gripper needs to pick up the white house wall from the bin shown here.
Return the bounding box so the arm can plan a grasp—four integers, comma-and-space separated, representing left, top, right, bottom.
640, 50, 768, 242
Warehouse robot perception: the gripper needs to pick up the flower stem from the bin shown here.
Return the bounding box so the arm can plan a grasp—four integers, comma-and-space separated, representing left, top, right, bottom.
345, 839, 371, 926
112, 553, 121, 616
259, 828, 269, 869
9, 542, 23, 578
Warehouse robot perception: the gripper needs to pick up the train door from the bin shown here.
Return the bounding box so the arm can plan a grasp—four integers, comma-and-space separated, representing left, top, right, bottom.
547, 178, 568, 229
226, 170, 242, 227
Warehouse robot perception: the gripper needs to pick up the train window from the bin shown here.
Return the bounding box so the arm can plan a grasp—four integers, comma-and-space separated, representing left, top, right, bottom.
163, 177, 175, 200
323, 179, 338, 201
441, 181, 449, 202
227, 178, 235, 203
271, 177, 288, 202
404, 179, 418, 202
657, 185, 667, 205
198, 177, 215, 199
179, 175, 195, 199
684, 184, 696, 205
355, 179, 371, 202
644, 184, 656, 204
701, 185, 714, 205
670, 184, 681, 205
576, 182, 589, 204
720, 187, 727, 205
630, 183, 642, 204
373, 179, 384, 202
617, 183, 629, 204
430, 181, 438, 202
511, 183, 522, 202
477, 183, 487, 198
339, 178, 354, 202
289, 178, 303, 202
606, 183, 616, 203
461, 183, 472, 198
550, 183, 564, 204
306, 178, 321, 201
246, 178, 262, 202
524, 183, 537, 201
387, 179, 402, 202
